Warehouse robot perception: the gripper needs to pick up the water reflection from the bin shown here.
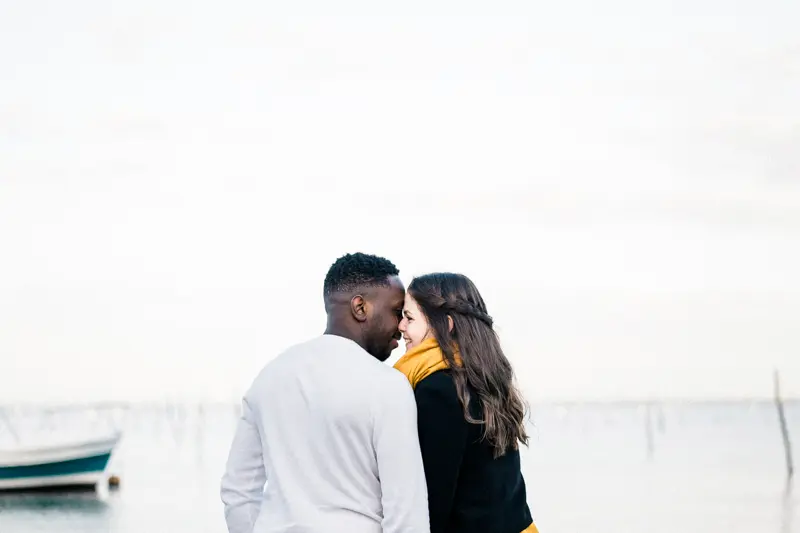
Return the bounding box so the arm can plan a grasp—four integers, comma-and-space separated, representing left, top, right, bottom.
782, 481, 795, 533
0, 489, 115, 533
0, 491, 108, 511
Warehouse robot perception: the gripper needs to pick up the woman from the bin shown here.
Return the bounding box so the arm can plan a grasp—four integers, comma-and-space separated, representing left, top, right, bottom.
394, 273, 538, 533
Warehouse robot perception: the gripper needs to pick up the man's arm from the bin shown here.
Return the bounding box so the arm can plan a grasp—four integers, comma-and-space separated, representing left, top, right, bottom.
373, 374, 431, 533
220, 396, 266, 533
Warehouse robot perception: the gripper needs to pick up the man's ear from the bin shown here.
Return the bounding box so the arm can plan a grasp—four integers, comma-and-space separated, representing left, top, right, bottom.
350, 295, 368, 322
448, 315, 454, 332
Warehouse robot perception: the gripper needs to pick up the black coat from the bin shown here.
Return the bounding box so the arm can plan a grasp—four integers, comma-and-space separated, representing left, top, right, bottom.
414, 370, 534, 533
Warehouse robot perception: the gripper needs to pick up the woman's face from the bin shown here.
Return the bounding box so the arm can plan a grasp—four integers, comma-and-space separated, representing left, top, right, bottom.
398, 293, 432, 351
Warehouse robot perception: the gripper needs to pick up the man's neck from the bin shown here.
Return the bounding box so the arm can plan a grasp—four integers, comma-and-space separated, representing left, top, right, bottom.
324, 319, 367, 353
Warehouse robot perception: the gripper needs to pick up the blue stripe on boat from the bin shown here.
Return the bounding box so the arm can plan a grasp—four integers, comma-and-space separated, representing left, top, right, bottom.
0, 453, 111, 480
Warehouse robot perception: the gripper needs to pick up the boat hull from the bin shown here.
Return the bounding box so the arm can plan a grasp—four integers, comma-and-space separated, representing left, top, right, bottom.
0, 436, 118, 491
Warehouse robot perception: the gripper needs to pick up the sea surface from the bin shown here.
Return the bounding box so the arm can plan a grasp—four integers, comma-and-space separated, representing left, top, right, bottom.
0, 401, 797, 533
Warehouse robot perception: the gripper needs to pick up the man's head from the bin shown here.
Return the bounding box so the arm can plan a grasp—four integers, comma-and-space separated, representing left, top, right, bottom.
323, 253, 405, 361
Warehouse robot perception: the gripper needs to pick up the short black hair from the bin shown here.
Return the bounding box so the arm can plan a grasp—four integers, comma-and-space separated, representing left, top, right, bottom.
323, 252, 399, 297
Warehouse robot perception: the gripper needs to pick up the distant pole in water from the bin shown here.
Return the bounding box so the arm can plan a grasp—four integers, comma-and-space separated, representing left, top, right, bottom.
0, 409, 20, 443
645, 403, 655, 460
774, 369, 794, 479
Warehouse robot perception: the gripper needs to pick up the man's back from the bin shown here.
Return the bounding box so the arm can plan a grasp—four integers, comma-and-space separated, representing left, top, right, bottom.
221, 334, 429, 533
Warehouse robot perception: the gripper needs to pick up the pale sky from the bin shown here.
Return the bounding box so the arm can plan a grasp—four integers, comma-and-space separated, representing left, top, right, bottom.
1, 0, 799, 404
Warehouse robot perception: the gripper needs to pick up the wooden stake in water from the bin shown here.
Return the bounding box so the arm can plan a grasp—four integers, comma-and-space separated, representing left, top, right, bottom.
774, 369, 794, 479
644, 403, 655, 460
0, 408, 20, 444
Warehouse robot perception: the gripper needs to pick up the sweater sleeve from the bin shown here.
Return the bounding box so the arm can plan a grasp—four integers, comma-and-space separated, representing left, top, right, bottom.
220, 396, 267, 533
414, 374, 470, 533
373, 374, 431, 533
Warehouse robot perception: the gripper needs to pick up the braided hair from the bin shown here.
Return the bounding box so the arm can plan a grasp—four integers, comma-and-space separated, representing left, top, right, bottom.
408, 273, 529, 457
422, 294, 494, 328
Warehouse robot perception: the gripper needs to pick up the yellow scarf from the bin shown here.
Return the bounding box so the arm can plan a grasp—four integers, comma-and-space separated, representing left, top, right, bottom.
394, 338, 541, 533
393, 337, 460, 388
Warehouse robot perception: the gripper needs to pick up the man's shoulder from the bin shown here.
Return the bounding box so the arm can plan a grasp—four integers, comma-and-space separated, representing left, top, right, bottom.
252, 335, 398, 381
262, 335, 343, 367
245, 336, 326, 385
372, 362, 413, 389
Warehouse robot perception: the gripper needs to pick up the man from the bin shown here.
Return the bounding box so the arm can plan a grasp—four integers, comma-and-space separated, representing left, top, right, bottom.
221, 253, 430, 533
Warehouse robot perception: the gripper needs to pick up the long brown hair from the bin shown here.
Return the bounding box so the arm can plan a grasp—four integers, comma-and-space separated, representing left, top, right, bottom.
408, 273, 529, 458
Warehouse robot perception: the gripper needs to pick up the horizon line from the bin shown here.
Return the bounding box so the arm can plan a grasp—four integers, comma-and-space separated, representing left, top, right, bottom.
2, 396, 798, 410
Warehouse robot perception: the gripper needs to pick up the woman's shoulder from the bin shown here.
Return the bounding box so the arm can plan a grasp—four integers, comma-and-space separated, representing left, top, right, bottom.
416, 370, 485, 420
416, 368, 456, 389
414, 370, 459, 403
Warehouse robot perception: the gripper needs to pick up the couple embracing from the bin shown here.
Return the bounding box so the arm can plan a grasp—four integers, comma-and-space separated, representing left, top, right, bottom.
221, 252, 538, 533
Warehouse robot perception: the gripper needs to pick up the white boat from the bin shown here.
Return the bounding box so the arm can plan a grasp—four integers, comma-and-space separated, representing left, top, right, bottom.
0, 433, 120, 491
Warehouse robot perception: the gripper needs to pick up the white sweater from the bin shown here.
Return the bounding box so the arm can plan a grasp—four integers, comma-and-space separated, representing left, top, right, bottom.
221, 334, 430, 533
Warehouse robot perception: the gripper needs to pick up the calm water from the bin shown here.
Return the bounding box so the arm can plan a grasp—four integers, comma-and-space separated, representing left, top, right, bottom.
0, 401, 797, 533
